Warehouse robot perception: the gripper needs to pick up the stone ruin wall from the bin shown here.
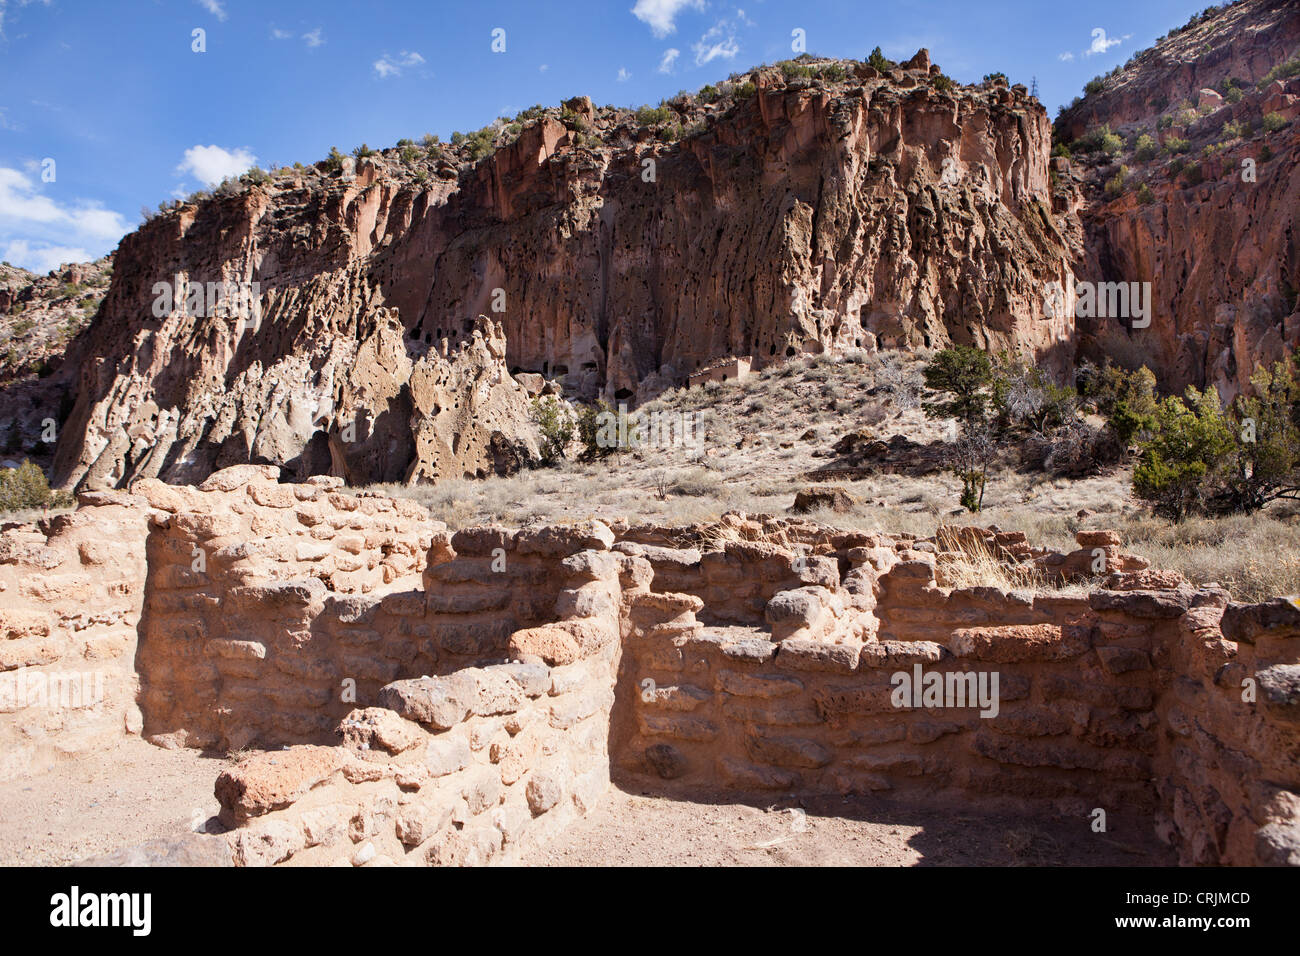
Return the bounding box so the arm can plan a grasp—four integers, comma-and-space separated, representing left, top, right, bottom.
0, 491, 149, 780
1, 467, 1298, 866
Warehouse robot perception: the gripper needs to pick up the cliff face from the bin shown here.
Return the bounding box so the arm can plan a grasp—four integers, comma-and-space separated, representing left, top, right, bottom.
45, 57, 1075, 491
1058, 0, 1300, 398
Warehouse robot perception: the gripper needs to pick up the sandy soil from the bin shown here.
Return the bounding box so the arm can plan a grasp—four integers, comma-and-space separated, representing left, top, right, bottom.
524, 785, 1177, 867
0, 737, 229, 866
0, 742, 1175, 868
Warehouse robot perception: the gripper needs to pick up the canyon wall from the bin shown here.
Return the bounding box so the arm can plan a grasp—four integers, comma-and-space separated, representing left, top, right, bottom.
44, 59, 1074, 491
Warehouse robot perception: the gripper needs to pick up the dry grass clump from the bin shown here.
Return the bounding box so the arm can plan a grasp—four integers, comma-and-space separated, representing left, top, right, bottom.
934, 533, 1052, 592
1110, 509, 1300, 602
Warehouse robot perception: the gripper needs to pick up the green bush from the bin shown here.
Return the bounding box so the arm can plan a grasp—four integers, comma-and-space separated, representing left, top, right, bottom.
1134, 133, 1158, 161
698, 84, 720, 104
1104, 165, 1130, 197
352, 143, 376, 158
734, 81, 756, 98
932, 74, 954, 93
1084, 77, 1105, 96
1157, 114, 1173, 130
1136, 183, 1155, 205
1163, 136, 1191, 155
636, 105, 674, 126
0, 461, 74, 514
867, 46, 892, 73
323, 147, 346, 173
1263, 112, 1287, 133
983, 72, 1008, 86
420, 133, 440, 147
576, 399, 619, 460
530, 398, 573, 467
1132, 350, 1300, 519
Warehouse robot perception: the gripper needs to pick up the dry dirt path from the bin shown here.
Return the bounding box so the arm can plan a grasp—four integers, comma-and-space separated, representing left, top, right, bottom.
523, 785, 1178, 867
0, 737, 227, 866
0, 743, 1177, 867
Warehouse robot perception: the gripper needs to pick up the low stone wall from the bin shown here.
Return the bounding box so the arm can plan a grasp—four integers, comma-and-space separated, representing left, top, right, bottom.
6, 470, 1296, 867
0, 490, 149, 780
216, 645, 618, 866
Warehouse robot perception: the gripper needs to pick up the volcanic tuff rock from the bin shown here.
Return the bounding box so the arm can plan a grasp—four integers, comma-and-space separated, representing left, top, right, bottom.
1058, 0, 1300, 398
39, 54, 1075, 490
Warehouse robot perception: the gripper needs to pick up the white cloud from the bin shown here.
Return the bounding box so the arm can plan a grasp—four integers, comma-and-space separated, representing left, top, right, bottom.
658, 48, 680, 73
693, 19, 740, 66
0, 0, 52, 40
2, 240, 91, 274
0, 167, 128, 272
631, 0, 704, 38
1085, 27, 1122, 56
196, 0, 227, 22
1058, 52, 1074, 62
175, 144, 256, 186
617, 67, 631, 82
539, 63, 549, 72
373, 50, 424, 78
303, 27, 324, 48
270, 27, 292, 40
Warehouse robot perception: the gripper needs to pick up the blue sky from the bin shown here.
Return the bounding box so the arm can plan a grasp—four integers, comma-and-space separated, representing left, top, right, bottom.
0, 0, 1216, 273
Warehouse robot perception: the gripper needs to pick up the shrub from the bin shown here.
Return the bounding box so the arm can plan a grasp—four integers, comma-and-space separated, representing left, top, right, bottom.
0, 461, 74, 514
636, 105, 674, 126
243, 166, 270, 185
932, 74, 954, 93
352, 143, 376, 158
1132, 350, 1300, 519
1174, 107, 1199, 127
1163, 136, 1191, 155
1084, 77, 1105, 96
576, 400, 619, 460
819, 63, 848, 82
1263, 112, 1287, 133
1052, 142, 1072, 159
867, 46, 892, 72
1182, 161, 1203, 185
530, 398, 573, 466
1225, 86, 1243, 104
1134, 133, 1158, 161
733, 81, 756, 98
1077, 361, 1158, 449
1157, 114, 1174, 130
983, 72, 1008, 86
323, 147, 346, 173
420, 133, 440, 147
395, 138, 414, 147
400, 146, 419, 164
698, 84, 720, 104
1136, 183, 1155, 205
1104, 165, 1130, 197
1220, 119, 1246, 139
922, 347, 998, 512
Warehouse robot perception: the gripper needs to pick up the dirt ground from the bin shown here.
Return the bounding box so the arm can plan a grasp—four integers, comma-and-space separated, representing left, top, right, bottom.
0, 737, 228, 866
0, 740, 1174, 867
523, 785, 1176, 867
